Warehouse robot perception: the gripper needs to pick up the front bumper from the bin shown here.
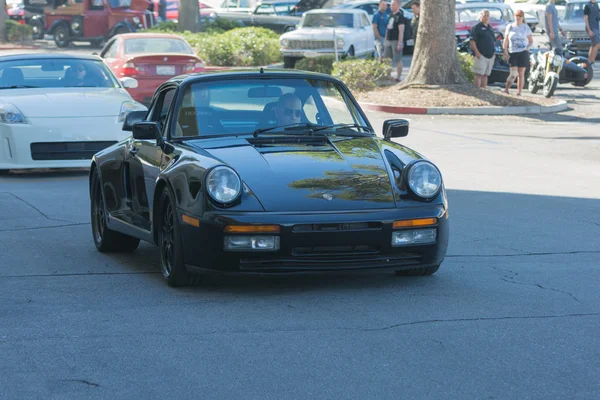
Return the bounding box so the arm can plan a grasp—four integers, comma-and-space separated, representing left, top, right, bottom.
0, 116, 129, 170
179, 206, 449, 274
281, 49, 348, 58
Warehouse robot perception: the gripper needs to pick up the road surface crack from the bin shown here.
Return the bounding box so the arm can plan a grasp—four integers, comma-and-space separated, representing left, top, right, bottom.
2, 192, 77, 224
500, 277, 581, 303
59, 379, 100, 388
0, 222, 89, 232
447, 250, 600, 258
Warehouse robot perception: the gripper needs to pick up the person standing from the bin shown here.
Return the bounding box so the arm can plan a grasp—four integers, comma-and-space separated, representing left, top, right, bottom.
470, 9, 496, 89
384, 0, 405, 82
584, 0, 600, 64
503, 10, 533, 95
158, 0, 167, 23
546, 0, 565, 55
372, 0, 390, 62
410, 1, 420, 42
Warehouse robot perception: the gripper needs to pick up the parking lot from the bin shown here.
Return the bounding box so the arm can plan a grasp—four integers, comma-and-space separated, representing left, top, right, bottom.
1, 26, 600, 398
1, 99, 599, 398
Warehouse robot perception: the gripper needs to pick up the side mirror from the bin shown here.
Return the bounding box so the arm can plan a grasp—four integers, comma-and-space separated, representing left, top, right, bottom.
383, 119, 409, 140
132, 121, 161, 140
121, 77, 138, 89
122, 110, 147, 131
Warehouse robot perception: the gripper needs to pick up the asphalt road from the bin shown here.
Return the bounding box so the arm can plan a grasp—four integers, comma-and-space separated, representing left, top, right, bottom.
1, 106, 599, 399
1, 36, 600, 399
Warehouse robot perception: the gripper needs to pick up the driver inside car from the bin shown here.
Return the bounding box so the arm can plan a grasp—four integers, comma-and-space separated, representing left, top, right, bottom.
274, 93, 303, 126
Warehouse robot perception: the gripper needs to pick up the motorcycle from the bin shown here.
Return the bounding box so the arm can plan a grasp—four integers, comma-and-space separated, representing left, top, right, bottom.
528, 47, 563, 98
528, 39, 592, 97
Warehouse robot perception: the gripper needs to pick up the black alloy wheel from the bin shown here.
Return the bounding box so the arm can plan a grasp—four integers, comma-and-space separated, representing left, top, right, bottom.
90, 169, 140, 253
158, 186, 192, 287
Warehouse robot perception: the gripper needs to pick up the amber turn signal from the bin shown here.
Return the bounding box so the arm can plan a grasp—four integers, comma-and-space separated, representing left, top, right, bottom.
393, 218, 437, 229
182, 214, 200, 227
224, 225, 281, 233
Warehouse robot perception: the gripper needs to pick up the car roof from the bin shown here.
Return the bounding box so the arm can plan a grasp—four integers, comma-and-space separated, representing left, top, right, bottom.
0, 52, 103, 62
117, 33, 186, 39
565, 0, 587, 3
456, 1, 510, 8
165, 69, 341, 86
305, 8, 367, 14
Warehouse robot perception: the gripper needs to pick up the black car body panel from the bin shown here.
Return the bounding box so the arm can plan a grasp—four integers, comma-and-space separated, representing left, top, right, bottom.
91, 69, 449, 276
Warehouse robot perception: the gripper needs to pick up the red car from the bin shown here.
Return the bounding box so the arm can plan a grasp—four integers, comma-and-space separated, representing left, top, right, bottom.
455, 3, 514, 40
98, 32, 205, 105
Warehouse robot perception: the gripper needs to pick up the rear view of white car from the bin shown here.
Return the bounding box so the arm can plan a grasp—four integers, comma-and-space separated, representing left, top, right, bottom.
0, 53, 147, 173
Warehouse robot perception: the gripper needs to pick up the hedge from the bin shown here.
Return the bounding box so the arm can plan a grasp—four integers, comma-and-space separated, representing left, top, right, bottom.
294, 56, 336, 75
457, 52, 475, 83
6, 20, 33, 43
331, 58, 392, 92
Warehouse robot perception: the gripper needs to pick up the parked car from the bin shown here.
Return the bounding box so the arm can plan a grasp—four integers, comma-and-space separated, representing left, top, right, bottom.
208, 0, 303, 33
0, 53, 146, 173
279, 9, 376, 68
455, 2, 517, 40
332, 0, 415, 50
22, 0, 156, 48
561, 0, 593, 54
89, 69, 449, 287
99, 33, 205, 106
505, 0, 567, 31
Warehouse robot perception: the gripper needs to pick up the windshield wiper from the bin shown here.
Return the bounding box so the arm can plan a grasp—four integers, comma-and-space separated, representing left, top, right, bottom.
312, 123, 374, 134
253, 123, 319, 137
0, 85, 40, 89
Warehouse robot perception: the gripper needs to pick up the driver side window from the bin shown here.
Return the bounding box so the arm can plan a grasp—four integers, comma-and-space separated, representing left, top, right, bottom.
151, 88, 176, 135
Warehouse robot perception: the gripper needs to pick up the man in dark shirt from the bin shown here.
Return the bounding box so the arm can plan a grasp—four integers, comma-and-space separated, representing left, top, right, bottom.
584, 0, 600, 64
384, 0, 405, 82
469, 9, 496, 88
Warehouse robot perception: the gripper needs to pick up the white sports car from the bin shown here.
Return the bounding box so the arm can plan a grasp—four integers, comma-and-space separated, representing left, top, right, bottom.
0, 53, 147, 173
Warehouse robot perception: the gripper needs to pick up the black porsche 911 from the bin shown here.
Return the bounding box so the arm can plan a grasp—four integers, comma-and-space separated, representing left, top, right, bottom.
89, 69, 449, 287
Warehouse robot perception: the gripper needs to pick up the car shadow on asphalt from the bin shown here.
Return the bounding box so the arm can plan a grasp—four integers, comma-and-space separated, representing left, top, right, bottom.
92, 189, 600, 294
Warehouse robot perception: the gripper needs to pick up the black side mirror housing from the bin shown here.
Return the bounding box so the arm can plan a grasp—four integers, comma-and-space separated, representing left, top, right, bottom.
132, 121, 161, 140
383, 119, 409, 140
122, 110, 148, 132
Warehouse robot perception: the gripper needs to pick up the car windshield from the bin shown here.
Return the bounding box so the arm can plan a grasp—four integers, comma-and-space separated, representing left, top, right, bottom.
565, 3, 585, 20
0, 58, 120, 89
108, 0, 131, 7
173, 77, 370, 138
456, 7, 503, 22
302, 13, 354, 28
123, 38, 194, 54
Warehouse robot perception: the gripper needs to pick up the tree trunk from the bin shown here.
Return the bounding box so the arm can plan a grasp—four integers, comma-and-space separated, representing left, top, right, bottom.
400, 0, 467, 87
178, 0, 200, 33
0, 0, 7, 43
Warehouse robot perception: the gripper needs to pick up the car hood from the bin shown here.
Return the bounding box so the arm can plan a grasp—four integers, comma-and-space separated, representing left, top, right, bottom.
282, 27, 356, 39
188, 136, 398, 212
562, 20, 585, 31
0, 88, 136, 118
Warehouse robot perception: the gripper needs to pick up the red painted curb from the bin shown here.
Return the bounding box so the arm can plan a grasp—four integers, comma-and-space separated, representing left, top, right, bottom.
360, 102, 428, 115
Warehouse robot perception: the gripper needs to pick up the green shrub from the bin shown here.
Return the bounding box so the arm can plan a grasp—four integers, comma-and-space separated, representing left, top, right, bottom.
6, 20, 33, 43
457, 52, 474, 83
147, 20, 178, 32
294, 56, 336, 75
331, 58, 392, 91
192, 27, 281, 66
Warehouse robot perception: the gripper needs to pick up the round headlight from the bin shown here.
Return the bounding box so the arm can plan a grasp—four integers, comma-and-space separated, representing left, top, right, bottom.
407, 161, 442, 199
336, 38, 345, 48
281, 39, 289, 47
553, 55, 563, 67
206, 166, 242, 204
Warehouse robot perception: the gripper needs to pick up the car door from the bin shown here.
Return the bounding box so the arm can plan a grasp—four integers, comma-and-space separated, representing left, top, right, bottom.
126, 86, 177, 231
252, 4, 276, 29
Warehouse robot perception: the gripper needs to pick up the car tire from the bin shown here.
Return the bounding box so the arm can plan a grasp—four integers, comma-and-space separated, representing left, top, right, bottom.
394, 264, 440, 276
347, 45, 355, 58
90, 169, 140, 253
54, 24, 70, 48
157, 185, 193, 287
113, 26, 129, 37
283, 56, 297, 69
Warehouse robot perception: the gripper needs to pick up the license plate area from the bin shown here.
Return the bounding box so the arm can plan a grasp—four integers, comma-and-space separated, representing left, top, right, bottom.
156, 65, 175, 75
